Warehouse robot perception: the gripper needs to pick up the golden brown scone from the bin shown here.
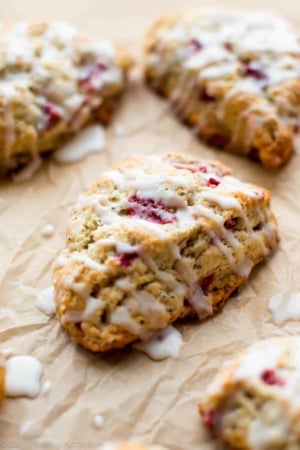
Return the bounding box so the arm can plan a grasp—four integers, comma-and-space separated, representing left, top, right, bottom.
53, 152, 278, 352
0, 352, 6, 404
100, 443, 167, 450
199, 337, 300, 450
0, 21, 132, 173
144, 10, 300, 169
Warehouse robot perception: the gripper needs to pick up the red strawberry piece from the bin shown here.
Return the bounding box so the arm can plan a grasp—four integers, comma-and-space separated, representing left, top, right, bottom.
43, 102, 62, 130
80, 62, 108, 91
206, 133, 229, 149
207, 177, 220, 187
125, 195, 176, 224
199, 274, 215, 292
241, 65, 268, 81
118, 252, 139, 268
261, 369, 285, 386
188, 39, 203, 54
224, 42, 233, 51
253, 222, 263, 231
202, 408, 222, 438
224, 217, 239, 230
199, 86, 216, 102
170, 160, 208, 173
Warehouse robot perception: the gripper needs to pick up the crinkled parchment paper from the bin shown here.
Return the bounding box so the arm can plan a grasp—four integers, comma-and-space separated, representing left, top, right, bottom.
1, 0, 300, 449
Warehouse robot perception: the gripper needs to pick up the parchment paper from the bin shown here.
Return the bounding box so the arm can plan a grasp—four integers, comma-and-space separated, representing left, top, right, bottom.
1, 0, 300, 449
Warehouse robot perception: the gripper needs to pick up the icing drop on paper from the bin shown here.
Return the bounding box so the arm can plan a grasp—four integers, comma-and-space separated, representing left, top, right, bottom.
268, 292, 300, 325
133, 325, 184, 360
93, 414, 104, 429
113, 123, 125, 136
19, 420, 35, 437
41, 380, 52, 396
53, 124, 105, 163
41, 224, 55, 237
36, 287, 56, 316
6, 355, 43, 398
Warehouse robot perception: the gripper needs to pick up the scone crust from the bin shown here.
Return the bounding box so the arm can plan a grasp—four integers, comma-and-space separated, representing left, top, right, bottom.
0, 353, 6, 403
0, 21, 132, 171
199, 337, 300, 450
144, 10, 300, 169
54, 152, 278, 352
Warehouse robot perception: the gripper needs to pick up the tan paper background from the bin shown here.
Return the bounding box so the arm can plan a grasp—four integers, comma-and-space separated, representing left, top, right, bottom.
0, 0, 300, 449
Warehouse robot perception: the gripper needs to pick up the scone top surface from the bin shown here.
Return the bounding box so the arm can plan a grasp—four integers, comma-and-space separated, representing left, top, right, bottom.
0, 21, 131, 169
54, 153, 278, 352
145, 10, 300, 168
200, 337, 300, 450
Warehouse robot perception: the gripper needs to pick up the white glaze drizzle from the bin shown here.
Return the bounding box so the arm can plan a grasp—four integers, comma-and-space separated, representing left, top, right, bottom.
36, 287, 56, 316
41, 380, 52, 395
268, 292, 300, 325
53, 124, 106, 164
110, 290, 168, 337
93, 414, 104, 429
19, 420, 35, 437
5, 355, 43, 398
41, 223, 55, 238
133, 325, 184, 360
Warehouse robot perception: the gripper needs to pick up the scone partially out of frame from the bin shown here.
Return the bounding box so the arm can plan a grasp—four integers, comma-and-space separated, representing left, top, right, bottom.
0, 21, 132, 172
53, 153, 278, 352
199, 337, 300, 450
100, 444, 167, 450
144, 10, 300, 169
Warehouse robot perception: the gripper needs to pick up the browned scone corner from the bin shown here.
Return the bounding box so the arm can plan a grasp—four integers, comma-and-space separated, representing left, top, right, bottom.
144, 10, 300, 169
199, 337, 300, 449
0, 353, 6, 404
53, 152, 278, 353
0, 21, 133, 173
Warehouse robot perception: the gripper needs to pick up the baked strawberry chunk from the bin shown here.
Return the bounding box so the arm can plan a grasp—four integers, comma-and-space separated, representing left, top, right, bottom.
80, 62, 108, 91
125, 195, 176, 224
261, 369, 285, 386
118, 252, 139, 268
43, 102, 62, 130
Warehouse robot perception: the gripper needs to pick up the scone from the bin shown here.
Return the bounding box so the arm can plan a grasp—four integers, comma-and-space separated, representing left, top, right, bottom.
0, 21, 132, 172
0, 352, 6, 404
199, 337, 300, 450
144, 10, 300, 169
53, 152, 278, 352
100, 444, 167, 450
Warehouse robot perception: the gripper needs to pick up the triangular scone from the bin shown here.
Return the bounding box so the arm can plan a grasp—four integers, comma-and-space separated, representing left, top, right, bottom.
199, 337, 300, 449
53, 153, 278, 352
144, 10, 300, 169
0, 21, 132, 172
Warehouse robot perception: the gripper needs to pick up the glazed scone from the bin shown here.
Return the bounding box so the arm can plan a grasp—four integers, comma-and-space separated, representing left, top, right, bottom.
0, 352, 5, 404
100, 443, 167, 450
145, 10, 300, 169
53, 152, 278, 352
199, 337, 300, 450
0, 21, 132, 172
